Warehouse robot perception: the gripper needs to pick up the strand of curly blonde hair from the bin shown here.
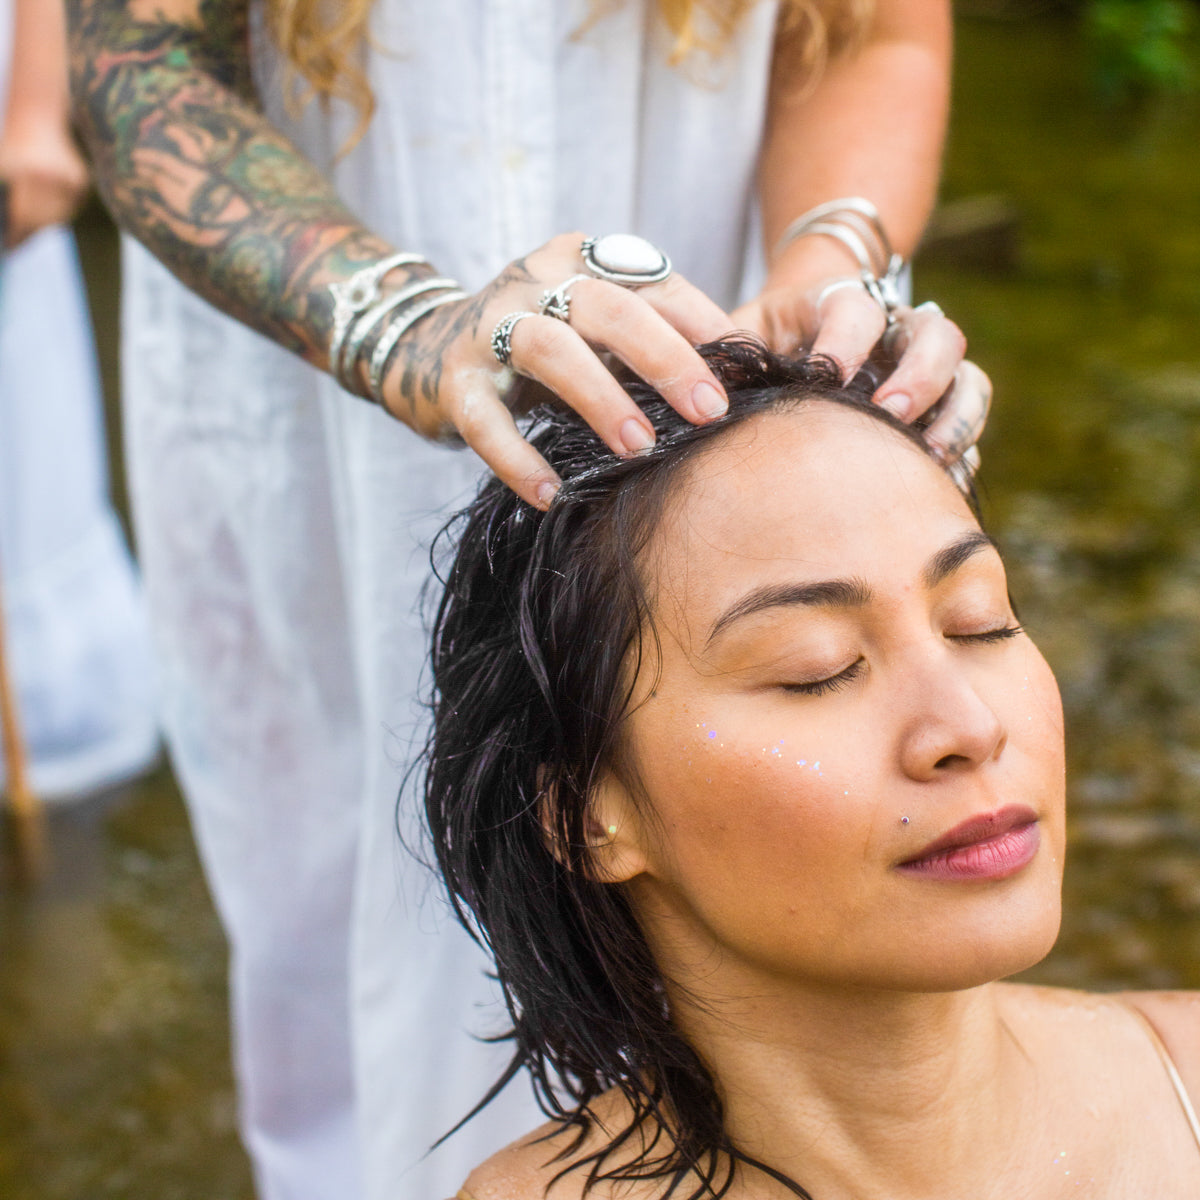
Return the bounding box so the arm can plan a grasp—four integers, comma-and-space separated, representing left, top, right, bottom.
265, 0, 874, 152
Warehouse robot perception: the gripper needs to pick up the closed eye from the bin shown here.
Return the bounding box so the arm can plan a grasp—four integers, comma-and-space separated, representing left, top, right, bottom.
782, 658, 865, 697
949, 624, 1024, 645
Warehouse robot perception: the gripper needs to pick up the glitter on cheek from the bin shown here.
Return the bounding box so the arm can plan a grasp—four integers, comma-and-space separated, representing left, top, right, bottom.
708, 730, 717, 739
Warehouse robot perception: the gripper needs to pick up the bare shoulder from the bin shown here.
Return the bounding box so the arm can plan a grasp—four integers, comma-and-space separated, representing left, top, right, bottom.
459, 1118, 583, 1200
1120, 990, 1200, 1099
460, 1091, 654, 1200
993, 981, 1191, 1062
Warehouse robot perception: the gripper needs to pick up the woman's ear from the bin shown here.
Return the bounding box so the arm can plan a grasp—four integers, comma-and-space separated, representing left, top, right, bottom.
585, 769, 651, 884
537, 768, 650, 884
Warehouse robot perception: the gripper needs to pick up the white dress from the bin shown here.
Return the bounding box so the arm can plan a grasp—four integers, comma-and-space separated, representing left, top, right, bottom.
0, 0, 157, 800
119, 2, 779, 1197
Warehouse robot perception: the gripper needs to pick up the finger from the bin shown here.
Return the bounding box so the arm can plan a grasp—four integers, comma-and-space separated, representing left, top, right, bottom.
872, 305, 967, 422
635, 271, 734, 345
445, 368, 563, 510
809, 287, 888, 382
922, 361, 993, 462
728, 298, 768, 339
731, 289, 810, 354
507, 311, 668, 454
564, 280, 729, 423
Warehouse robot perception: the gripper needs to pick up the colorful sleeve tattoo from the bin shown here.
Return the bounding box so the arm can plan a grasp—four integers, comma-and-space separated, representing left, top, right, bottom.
67, 0, 410, 367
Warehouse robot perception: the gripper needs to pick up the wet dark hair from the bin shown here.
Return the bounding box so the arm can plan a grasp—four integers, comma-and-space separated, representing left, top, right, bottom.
424, 339, 968, 1199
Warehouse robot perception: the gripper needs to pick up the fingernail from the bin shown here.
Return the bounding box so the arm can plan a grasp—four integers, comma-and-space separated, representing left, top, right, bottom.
878, 392, 910, 420
536, 481, 560, 509
693, 380, 728, 420
621, 418, 656, 456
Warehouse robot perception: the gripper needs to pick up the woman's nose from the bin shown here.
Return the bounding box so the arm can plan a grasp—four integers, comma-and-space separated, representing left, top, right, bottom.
896, 647, 1007, 781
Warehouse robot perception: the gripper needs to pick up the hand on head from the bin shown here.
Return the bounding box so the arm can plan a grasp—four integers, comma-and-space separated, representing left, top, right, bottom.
732, 199, 990, 467
374, 232, 734, 510
373, 231, 987, 510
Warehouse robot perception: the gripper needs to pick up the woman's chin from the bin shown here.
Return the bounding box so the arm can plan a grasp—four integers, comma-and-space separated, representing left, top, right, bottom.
873, 903, 1064, 995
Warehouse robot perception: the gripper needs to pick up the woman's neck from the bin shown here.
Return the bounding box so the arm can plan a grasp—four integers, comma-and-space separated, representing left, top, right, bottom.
670, 981, 1037, 1199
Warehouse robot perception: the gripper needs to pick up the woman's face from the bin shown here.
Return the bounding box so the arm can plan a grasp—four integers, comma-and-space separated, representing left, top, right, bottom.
598, 402, 1066, 997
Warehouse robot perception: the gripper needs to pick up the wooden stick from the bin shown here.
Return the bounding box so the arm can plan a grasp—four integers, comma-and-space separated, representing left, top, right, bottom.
0, 563, 45, 883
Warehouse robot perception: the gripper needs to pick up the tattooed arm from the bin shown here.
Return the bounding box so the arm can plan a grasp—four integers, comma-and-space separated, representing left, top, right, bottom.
68, 0, 402, 366
67, 0, 732, 506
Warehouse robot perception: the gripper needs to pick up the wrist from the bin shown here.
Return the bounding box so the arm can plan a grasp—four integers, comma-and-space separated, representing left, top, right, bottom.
762, 234, 863, 296
325, 251, 438, 387
1, 113, 75, 151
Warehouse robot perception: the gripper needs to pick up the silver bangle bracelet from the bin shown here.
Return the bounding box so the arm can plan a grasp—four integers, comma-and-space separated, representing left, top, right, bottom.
337, 277, 460, 391
367, 289, 467, 406
775, 197, 906, 326
327, 252, 431, 383
799, 221, 877, 276
773, 196, 896, 266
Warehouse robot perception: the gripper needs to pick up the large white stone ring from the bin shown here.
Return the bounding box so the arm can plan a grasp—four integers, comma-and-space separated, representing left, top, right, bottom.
491, 310, 538, 367
538, 274, 592, 323
580, 234, 672, 287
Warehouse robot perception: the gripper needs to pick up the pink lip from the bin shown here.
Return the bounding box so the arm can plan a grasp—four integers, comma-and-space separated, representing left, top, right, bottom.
896, 804, 1040, 882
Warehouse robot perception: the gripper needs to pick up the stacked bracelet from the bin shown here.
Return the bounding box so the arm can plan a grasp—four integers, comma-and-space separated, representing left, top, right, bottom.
366, 289, 467, 405
327, 253, 467, 399
773, 197, 905, 325
338, 277, 460, 391
328, 252, 431, 384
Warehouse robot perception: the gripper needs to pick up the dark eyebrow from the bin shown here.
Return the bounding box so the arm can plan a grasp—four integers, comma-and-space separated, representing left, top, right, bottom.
706, 578, 872, 647
704, 530, 999, 648
922, 530, 998, 590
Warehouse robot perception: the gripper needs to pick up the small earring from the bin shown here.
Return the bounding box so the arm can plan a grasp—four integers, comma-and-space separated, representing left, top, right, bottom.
900, 816, 910, 826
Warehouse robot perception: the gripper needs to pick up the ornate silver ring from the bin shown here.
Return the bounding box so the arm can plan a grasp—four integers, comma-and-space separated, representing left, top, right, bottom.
580, 234, 672, 287
538, 273, 591, 323
490, 311, 538, 367
814, 277, 868, 312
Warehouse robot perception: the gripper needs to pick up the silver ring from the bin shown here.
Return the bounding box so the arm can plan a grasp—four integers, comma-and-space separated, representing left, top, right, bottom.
580, 234, 672, 287
491, 311, 538, 367
814, 277, 868, 312
538, 273, 591, 322
949, 445, 982, 493
914, 300, 945, 318
861, 257, 905, 328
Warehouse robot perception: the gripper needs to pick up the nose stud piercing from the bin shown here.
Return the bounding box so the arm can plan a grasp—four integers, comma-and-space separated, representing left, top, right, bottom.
900, 816, 910, 825
606, 825, 618, 837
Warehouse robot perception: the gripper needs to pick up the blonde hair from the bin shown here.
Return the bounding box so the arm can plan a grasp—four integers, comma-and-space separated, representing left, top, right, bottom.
265, 0, 874, 150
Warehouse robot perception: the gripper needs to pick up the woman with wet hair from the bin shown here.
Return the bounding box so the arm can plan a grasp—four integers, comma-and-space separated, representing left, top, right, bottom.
427, 339, 1200, 1200
67, 2, 983, 1191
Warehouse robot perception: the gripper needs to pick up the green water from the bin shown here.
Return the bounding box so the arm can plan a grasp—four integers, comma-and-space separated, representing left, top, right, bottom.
2, 13, 1199, 1197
